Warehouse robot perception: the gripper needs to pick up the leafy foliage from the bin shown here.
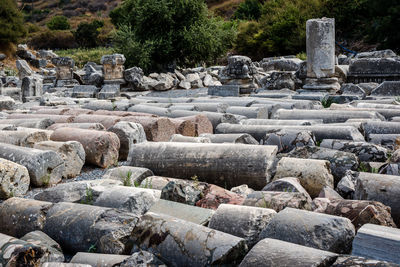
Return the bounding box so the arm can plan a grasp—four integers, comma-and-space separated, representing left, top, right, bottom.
57, 47, 114, 67
46, 16, 70, 30
0, 0, 26, 44
233, 0, 262, 21
111, 0, 236, 72
74, 20, 104, 48
28, 30, 77, 50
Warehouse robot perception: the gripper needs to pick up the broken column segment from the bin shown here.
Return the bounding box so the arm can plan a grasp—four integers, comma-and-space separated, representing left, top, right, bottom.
129, 142, 277, 189
130, 212, 248, 266
208, 204, 276, 247
0, 143, 64, 187
260, 207, 355, 254
303, 18, 340, 92
50, 128, 120, 168
352, 224, 400, 264
0, 158, 30, 199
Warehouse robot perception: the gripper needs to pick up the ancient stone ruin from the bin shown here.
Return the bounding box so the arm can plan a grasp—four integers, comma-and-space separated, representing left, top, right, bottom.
0, 18, 400, 266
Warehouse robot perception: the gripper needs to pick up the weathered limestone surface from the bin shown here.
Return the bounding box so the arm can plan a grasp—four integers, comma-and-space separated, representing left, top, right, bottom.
0, 158, 30, 199
0, 118, 54, 129
262, 177, 310, 197
0, 198, 53, 237
129, 142, 277, 189
130, 212, 248, 266
47, 122, 106, 131
21, 231, 65, 263
0, 143, 64, 187
70, 253, 129, 267
274, 157, 334, 198
243, 191, 312, 212
354, 172, 400, 225
239, 238, 338, 267
34, 141, 85, 179
50, 128, 120, 168
260, 207, 355, 253
200, 133, 258, 144
43, 202, 139, 254
108, 121, 147, 160
331, 256, 399, 267
209, 204, 276, 247
121, 116, 176, 142
169, 134, 211, 143
352, 224, 400, 264
0, 233, 49, 267
0, 128, 49, 147
312, 198, 396, 230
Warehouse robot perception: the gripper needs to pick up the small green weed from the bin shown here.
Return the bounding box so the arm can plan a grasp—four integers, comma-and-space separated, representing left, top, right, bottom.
81, 187, 94, 205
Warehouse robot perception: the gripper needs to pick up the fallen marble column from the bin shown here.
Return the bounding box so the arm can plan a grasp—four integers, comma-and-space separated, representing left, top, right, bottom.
169, 118, 196, 136
352, 224, 400, 264
0, 128, 49, 147
128, 105, 170, 116
72, 114, 121, 129
216, 123, 365, 142
209, 204, 276, 247
176, 114, 213, 135
226, 106, 269, 119
312, 198, 396, 230
271, 109, 384, 123
140, 176, 181, 190
93, 186, 160, 215
34, 179, 122, 203
0, 233, 50, 267
200, 133, 258, 144
129, 142, 277, 189
70, 253, 129, 267
33, 141, 85, 179
0, 143, 64, 187
103, 166, 153, 185
93, 109, 156, 117
240, 118, 323, 126
108, 121, 147, 160
130, 212, 248, 266
369, 134, 400, 149
320, 139, 388, 162
0, 124, 16, 130
274, 157, 334, 198
21, 230, 65, 263
7, 113, 75, 123
50, 128, 120, 168
259, 207, 355, 253
169, 134, 211, 143
35, 108, 92, 115
169, 109, 245, 129
42, 202, 139, 254
354, 172, 400, 225
239, 238, 338, 267
285, 146, 359, 185
262, 177, 310, 196
190, 102, 229, 113
363, 121, 400, 137
242, 191, 312, 212
121, 116, 175, 142
262, 129, 315, 153
42, 263, 91, 267
148, 199, 214, 225
47, 122, 106, 131
0, 118, 54, 129
0, 158, 30, 199
0, 198, 54, 237
331, 256, 399, 267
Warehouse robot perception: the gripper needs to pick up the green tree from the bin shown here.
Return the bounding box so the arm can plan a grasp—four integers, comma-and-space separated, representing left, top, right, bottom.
0, 0, 26, 45
74, 20, 104, 48
46, 16, 70, 30
110, 0, 236, 72
233, 0, 263, 21
234, 0, 322, 60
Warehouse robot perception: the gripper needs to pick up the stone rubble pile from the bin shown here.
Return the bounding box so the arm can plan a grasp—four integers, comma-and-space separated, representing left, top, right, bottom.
0, 17, 400, 266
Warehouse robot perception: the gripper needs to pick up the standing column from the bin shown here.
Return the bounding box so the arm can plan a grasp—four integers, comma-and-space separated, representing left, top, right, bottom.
303, 18, 340, 92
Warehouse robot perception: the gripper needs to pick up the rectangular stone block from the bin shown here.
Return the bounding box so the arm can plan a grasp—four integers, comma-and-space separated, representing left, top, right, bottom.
208, 85, 240, 97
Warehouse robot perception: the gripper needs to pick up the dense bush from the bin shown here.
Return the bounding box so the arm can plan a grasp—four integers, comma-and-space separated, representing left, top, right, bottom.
234, 0, 321, 60
110, 0, 236, 72
46, 15, 70, 30
233, 0, 262, 21
74, 20, 104, 48
28, 30, 77, 49
0, 0, 26, 45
